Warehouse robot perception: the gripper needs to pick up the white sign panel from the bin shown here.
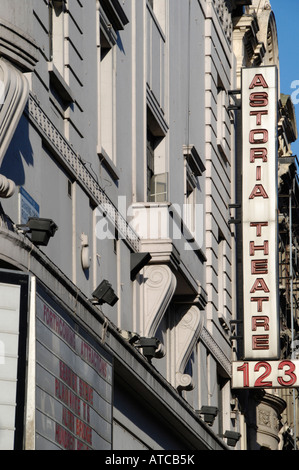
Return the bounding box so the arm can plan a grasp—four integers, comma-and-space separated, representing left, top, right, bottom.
242, 67, 279, 359
34, 290, 113, 450
232, 360, 299, 389
0, 283, 21, 450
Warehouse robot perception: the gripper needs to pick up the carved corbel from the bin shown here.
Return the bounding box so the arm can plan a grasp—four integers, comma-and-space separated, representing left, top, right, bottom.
140, 264, 177, 338
0, 174, 15, 198
170, 304, 203, 392
0, 58, 29, 166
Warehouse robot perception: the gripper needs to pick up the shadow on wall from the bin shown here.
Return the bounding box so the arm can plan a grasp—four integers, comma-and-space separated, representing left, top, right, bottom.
0, 114, 34, 186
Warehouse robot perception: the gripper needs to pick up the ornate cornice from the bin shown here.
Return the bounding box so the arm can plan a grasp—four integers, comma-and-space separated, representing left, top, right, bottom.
213, 0, 233, 45
200, 326, 231, 376
0, 18, 39, 72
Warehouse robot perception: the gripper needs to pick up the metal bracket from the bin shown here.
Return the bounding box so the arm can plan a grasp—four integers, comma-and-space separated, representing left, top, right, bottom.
228, 204, 241, 225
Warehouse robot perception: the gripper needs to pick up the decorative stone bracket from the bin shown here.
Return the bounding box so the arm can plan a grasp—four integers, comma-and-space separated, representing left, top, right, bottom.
0, 58, 30, 198
0, 174, 15, 198
139, 264, 177, 338
137, 264, 204, 392
170, 304, 204, 392
0, 58, 29, 167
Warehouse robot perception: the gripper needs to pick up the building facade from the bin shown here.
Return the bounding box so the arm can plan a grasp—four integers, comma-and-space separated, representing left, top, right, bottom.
0, 0, 297, 451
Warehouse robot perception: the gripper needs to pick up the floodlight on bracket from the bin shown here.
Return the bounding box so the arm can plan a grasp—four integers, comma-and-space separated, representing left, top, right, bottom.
16, 217, 58, 246
91, 280, 118, 307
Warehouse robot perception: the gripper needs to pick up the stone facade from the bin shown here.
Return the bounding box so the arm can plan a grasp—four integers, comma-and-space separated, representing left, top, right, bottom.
0, 0, 296, 451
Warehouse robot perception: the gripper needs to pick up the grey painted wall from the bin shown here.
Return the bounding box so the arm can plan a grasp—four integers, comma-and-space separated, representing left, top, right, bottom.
0, 0, 238, 446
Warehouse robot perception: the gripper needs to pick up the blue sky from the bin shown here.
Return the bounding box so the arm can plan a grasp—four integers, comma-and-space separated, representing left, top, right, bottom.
271, 0, 299, 156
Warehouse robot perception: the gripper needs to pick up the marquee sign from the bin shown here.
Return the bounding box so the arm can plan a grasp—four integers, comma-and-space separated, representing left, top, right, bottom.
26, 284, 113, 450
0, 282, 21, 450
0, 270, 29, 450
241, 66, 279, 360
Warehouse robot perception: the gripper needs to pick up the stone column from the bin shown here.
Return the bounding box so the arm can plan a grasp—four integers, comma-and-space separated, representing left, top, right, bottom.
244, 390, 286, 450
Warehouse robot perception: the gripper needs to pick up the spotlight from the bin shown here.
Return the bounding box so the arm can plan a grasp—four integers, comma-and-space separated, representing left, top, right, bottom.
223, 430, 241, 447
92, 280, 118, 306
135, 337, 165, 363
198, 406, 218, 426
17, 217, 58, 246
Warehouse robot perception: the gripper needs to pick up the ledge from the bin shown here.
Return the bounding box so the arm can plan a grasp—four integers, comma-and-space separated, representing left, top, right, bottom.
100, 0, 129, 31
48, 62, 75, 103
0, 18, 39, 72
98, 147, 120, 181
147, 85, 168, 137
183, 145, 206, 177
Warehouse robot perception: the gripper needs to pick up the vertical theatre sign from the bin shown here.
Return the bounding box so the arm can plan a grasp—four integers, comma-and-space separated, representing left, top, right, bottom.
241, 66, 279, 360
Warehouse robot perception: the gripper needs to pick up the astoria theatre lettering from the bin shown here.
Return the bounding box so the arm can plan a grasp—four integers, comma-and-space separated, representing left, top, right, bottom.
242, 67, 280, 360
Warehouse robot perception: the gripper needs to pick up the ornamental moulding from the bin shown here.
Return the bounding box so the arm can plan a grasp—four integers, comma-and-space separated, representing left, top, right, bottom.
0, 58, 29, 166
172, 304, 204, 392
140, 264, 177, 338
200, 327, 231, 376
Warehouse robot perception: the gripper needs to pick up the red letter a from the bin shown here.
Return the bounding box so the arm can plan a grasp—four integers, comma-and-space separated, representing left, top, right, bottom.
249, 74, 269, 89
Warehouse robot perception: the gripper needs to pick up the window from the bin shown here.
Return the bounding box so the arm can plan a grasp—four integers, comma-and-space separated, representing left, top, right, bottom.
216, 75, 229, 160
218, 228, 225, 315
67, 179, 72, 199
100, 29, 115, 162
48, 0, 74, 106
183, 146, 205, 238
217, 228, 230, 332
217, 79, 225, 145
49, 0, 66, 77
147, 0, 166, 32
98, 1, 129, 166
150, 173, 168, 203
146, 113, 168, 203
147, 130, 155, 201
217, 370, 227, 436
184, 162, 197, 234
